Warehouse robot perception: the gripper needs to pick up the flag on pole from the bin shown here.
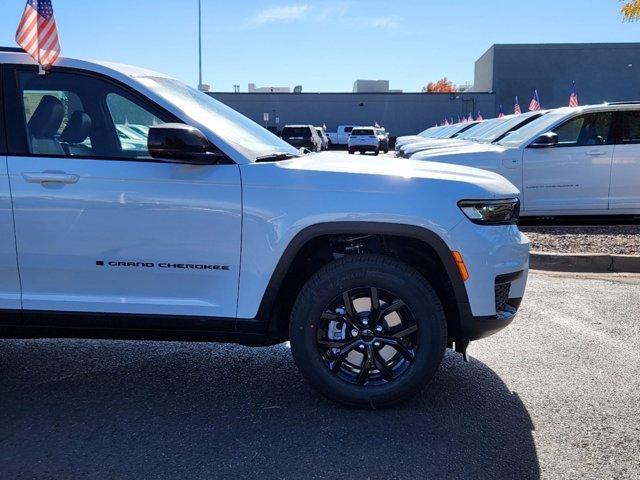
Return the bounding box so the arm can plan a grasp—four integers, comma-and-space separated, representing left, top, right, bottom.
529, 90, 541, 111
569, 82, 579, 108
498, 105, 505, 118
444, 119, 450, 126
467, 112, 474, 122
16, 0, 61, 70
476, 112, 484, 121
514, 96, 522, 115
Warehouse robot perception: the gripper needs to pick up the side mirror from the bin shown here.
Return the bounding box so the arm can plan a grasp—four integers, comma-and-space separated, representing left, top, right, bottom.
148, 123, 224, 164
529, 132, 558, 148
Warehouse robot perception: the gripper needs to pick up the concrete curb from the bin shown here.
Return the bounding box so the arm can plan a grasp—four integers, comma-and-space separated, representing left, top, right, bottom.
530, 251, 640, 274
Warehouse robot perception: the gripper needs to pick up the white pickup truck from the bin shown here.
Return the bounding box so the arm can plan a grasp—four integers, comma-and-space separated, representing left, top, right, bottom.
327, 125, 355, 147
0, 48, 530, 407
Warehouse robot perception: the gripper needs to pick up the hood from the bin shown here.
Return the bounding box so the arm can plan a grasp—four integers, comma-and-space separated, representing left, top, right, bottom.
270, 151, 519, 197
411, 142, 506, 159
402, 139, 471, 155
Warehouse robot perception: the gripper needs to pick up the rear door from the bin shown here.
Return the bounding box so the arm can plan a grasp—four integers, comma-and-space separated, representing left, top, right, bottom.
522, 112, 614, 212
0, 66, 22, 317
3, 65, 242, 324
609, 110, 640, 210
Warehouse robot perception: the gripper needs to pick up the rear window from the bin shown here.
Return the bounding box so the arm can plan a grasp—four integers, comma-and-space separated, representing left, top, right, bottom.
281, 127, 311, 138
351, 129, 375, 136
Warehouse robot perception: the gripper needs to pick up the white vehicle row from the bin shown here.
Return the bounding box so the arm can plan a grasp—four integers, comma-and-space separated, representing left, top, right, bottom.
397, 105, 640, 217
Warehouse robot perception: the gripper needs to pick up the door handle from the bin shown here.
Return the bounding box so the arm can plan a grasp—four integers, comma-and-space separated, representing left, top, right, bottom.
23, 172, 80, 184
585, 150, 606, 156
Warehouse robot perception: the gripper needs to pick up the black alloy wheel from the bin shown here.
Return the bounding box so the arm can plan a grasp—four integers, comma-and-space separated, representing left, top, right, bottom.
317, 287, 418, 386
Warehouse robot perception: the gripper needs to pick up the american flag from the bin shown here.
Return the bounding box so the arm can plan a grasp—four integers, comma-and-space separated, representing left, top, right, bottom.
15, 0, 61, 69
529, 90, 541, 111
498, 105, 505, 118
514, 96, 522, 115
569, 82, 579, 108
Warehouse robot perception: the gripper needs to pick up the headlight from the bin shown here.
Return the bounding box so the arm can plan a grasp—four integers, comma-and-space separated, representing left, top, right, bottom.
457, 198, 520, 225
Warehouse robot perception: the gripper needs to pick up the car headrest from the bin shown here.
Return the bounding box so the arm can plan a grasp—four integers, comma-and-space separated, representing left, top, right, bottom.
27, 95, 64, 139
61, 111, 92, 144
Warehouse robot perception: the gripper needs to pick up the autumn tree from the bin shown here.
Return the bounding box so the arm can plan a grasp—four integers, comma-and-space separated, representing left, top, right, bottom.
621, 0, 640, 21
423, 77, 457, 93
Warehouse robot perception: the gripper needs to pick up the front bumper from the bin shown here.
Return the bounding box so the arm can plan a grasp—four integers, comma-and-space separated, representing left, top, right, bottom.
446, 220, 530, 341
349, 144, 379, 152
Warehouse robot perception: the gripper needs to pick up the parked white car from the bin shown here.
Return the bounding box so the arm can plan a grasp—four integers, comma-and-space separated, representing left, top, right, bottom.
326, 125, 355, 147
395, 123, 478, 153
399, 112, 546, 158
315, 127, 330, 150
0, 48, 529, 406
348, 127, 381, 155
411, 104, 640, 216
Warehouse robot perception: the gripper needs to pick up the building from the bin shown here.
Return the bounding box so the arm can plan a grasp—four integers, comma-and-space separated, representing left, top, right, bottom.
352, 80, 390, 93
472, 43, 640, 114
211, 91, 494, 137
211, 43, 640, 138
248, 83, 291, 93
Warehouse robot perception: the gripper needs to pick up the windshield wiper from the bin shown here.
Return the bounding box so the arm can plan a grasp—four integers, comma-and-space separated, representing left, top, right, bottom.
255, 153, 300, 163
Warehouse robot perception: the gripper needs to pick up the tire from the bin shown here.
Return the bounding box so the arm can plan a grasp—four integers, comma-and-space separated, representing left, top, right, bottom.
348, 148, 354, 154
289, 254, 447, 407
374, 148, 380, 156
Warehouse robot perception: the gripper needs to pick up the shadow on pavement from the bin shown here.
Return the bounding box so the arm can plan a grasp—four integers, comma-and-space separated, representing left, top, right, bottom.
0, 340, 539, 479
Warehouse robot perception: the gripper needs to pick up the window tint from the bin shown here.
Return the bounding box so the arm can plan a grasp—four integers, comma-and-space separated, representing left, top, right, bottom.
281, 127, 311, 138
16, 69, 172, 159
351, 129, 375, 136
552, 113, 612, 147
614, 111, 640, 144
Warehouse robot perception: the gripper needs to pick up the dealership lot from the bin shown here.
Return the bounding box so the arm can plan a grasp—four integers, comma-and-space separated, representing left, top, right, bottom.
1, 271, 638, 479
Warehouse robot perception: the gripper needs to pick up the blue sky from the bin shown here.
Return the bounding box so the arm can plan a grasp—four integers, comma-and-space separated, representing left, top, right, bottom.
0, 1, 638, 92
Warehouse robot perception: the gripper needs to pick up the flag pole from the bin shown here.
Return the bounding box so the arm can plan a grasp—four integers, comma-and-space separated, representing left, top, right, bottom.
198, 0, 203, 89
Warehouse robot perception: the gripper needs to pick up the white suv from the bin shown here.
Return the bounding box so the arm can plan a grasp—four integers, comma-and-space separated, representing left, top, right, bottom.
348, 127, 381, 155
412, 104, 640, 217
0, 49, 529, 406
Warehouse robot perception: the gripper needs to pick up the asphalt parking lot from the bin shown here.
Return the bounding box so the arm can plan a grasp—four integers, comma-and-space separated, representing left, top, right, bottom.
1, 271, 638, 480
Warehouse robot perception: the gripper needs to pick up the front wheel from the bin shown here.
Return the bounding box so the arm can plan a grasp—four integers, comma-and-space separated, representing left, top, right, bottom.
289, 254, 447, 407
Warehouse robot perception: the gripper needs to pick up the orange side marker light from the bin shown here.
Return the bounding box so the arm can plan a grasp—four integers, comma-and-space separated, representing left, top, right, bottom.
451, 251, 470, 282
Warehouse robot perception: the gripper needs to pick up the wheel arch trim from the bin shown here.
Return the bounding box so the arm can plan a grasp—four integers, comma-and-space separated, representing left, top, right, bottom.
252, 221, 472, 333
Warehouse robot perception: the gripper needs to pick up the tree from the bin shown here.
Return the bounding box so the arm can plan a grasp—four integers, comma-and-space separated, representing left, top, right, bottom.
621, 0, 640, 21
423, 77, 457, 93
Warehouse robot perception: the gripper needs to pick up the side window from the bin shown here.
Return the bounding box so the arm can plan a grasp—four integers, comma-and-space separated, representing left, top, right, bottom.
22, 90, 90, 155
614, 111, 640, 144
344, 127, 353, 133
552, 113, 612, 147
105, 93, 163, 157
15, 69, 172, 159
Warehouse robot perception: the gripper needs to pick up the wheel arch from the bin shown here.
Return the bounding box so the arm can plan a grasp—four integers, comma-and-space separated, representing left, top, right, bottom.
253, 222, 472, 342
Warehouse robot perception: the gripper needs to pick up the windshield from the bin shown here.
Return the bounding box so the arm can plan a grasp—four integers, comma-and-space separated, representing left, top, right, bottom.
138, 76, 298, 161
497, 112, 568, 147
418, 127, 439, 137
476, 113, 544, 143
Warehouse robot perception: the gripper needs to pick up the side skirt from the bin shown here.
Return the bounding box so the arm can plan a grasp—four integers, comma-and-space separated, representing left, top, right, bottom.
0, 310, 279, 347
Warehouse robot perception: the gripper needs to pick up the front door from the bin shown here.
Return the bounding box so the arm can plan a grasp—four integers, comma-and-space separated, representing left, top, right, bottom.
522, 112, 613, 212
0, 68, 21, 316
609, 110, 640, 211
3, 66, 242, 323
